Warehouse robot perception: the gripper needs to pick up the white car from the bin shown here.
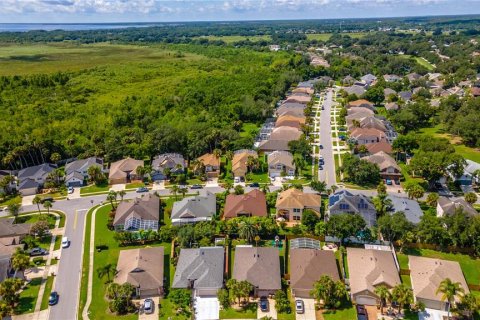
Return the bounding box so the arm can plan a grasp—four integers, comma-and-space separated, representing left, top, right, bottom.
67, 187, 74, 194
61, 236, 70, 248
234, 177, 240, 183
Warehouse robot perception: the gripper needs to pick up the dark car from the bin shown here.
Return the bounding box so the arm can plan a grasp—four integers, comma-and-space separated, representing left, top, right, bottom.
319, 165, 323, 170
136, 187, 149, 193
259, 297, 269, 312
356, 304, 368, 320
28, 248, 49, 257
319, 144, 323, 149
191, 184, 203, 189
49, 291, 59, 306
249, 182, 260, 188
40, 197, 53, 204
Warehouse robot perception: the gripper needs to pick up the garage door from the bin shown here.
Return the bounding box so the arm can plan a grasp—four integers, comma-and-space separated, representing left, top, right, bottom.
355, 295, 377, 306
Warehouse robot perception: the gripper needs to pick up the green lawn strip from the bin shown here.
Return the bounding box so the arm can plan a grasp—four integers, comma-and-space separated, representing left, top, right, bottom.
159, 297, 190, 320
80, 183, 110, 195
322, 301, 356, 320
15, 277, 42, 315
401, 274, 412, 288
0, 195, 21, 207
397, 252, 409, 269
220, 302, 257, 319
160, 197, 176, 226
38, 235, 52, 250
15, 213, 57, 229
125, 181, 145, 189
334, 154, 340, 182
40, 276, 55, 310
186, 178, 203, 185
53, 235, 62, 251
247, 172, 270, 184
78, 205, 96, 320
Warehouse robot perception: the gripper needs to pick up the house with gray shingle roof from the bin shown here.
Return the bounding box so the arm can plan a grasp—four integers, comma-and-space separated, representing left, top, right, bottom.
172, 247, 224, 296
171, 191, 216, 226
328, 190, 377, 226
18, 163, 57, 196
65, 157, 104, 187
387, 196, 423, 224
151, 153, 185, 181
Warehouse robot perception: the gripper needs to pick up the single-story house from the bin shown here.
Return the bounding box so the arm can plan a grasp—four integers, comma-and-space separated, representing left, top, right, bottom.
65, 157, 104, 187
258, 127, 302, 153
292, 87, 314, 95
276, 103, 305, 118
232, 149, 258, 179
113, 194, 160, 231
171, 191, 216, 225
365, 141, 393, 155
383, 74, 401, 83
290, 248, 339, 298
328, 190, 377, 227
172, 247, 224, 296
276, 188, 321, 222
349, 128, 387, 145
343, 85, 366, 97
285, 94, 311, 105
346, 107, 375, 117
275, 114, 306, 129
233, 246, 281, 297
361, 74, 377, 86
347, 99, 375, 110
151, 153, 185, 181
0, 219, 31, 246
64, 171, 84, 188
436, 196, 478, 217
387, 196, 423, 224
198, 153, 220, 178
398, 91, 413, 102
115, 246, 164, 297
18, 163, 57, 196
409, 256, 470, 310
224, 189, 267, 219
406, 73, 422, 82
347, 248, 400, 306
385, 102, 399, 111
363, 151, 401, 181
342, 75, 356, 85
108, 158, 144, 185
267, 151, 295, 178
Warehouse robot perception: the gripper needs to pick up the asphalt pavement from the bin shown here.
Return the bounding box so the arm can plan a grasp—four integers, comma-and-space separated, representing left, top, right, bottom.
317, 89, 337, 187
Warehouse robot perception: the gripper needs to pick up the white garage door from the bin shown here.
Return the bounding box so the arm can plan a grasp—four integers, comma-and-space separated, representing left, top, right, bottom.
194, 296, 219, 320
355, 295, 377, 306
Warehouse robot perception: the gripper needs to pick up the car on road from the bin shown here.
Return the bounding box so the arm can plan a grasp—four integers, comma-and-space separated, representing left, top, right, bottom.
319, 144, 323, 149
385, 179, 392, 185
356, 304, 368, 320
40, 197, 53, 204
61, 236, 70, 248
319, 165, 323, 170
28, 247, 49, 256
67, 187, 74, 194
259, 297, 269, 312
295, 299, 304, 314
143, 298, 154, 314
191, 184, 203, 189
339, 127, 347, 131
49, 291, 59, 306
136, 187, 149, 193
249, 182, 260, 188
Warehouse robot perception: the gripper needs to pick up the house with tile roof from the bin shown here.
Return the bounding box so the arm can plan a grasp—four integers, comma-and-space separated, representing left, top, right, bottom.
363, 151, 401, 181
108, 157, 144, 184
267, 151, 295, 178
224, 189, 267, 219
347, 99, 375, 110
275, 114, 306, 129
113, 194, 159, 231
197, 153, 220, 178
276, 103, 305, 118
346, 107, 375, 117
257, 127, 302, 153
276, 188, 321, 223
171, 191, 216, 226
365, 141, 393, 155
328, 190, 377, 226
349, 128, 387, 145
232, 149, 257, 179
343, 85, 366, 97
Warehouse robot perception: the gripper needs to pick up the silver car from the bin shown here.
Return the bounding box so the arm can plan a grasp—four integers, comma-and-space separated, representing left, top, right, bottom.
295, 299, 304, 314
143, 298, 154, 314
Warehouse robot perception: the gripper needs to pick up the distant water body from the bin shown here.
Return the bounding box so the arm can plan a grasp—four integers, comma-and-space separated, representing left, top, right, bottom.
0, 23, 163, 32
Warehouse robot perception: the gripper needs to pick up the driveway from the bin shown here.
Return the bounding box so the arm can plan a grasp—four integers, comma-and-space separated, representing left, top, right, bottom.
194, 296, 219, 320
296, 298, 316, 320
419, 308, 450, 320
138, 297, 159, 320
257, 298, 277, 319
109, 183, 125, 191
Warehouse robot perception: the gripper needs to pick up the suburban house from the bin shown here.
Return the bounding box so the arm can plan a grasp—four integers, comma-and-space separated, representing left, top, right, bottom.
197, 153, 220, 178
115, 247, 164, 297
275, 188, 321, 222
365, 141, 393, 155
232, 149, 257, 179
257, 126, 302, 153
17, 163, 57, 196
398, 91, 413, 102
275, 114, 305, 129
406, 73, 422, 82
342, 75, 356, 85
276, 103, 305, 118
363, 151, 402, 181
292, 87, 314, 95
347, 248, 400, 305
0, 248, 13, 283
350, 128, 387, 145
343, 85, 366, 96
384, 88, 397, 98
347, 116, 387, 132
455, 159, 480, 186
267, 151, 295, 178
65, 157, 104, 187
290, 248, 339, 298
108, 157, 144, 185
387, 196, 423, 224
171, 191, 216, 225
347, 107, 375, 117
224, 189, 267, 219
232, 246, 281, 297
385, 102, 399, 111
172, 247, 224, 296
0, 219, 31, 246
151, 153, 185, 181
113, 194, 160, 231
361, 74, 377, 86
285, 94, 311, 105
409, 256, 470, 310
383, 74, 401, 82
347, 99, 375, 110
436, 196, 478, 217
328, 190, 377, 227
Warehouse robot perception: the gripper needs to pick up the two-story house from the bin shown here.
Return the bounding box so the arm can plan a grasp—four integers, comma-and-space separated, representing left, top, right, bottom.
113, 194, 160, 231
197, 153, 220, 178
276, 188, 321, 222
151, 153, 185, 181
65, 157, 104, 187
267, 151, 295, 178
17, 163, 57, 196
328, 190, 377, 226
363, 151, 401, 182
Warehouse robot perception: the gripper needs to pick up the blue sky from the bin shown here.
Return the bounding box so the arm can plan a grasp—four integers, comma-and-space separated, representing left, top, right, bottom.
0, 0, 478, 23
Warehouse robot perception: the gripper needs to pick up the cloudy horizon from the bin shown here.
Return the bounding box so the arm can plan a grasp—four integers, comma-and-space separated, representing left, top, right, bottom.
0, 0, 479, 23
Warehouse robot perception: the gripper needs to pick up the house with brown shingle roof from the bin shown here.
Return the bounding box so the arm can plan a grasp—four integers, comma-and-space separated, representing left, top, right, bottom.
115, 246, 164, 298
346, 248, 400, 306
347, 99, 375, 110
232, 149, 257, 179
365, 141, 393, 155
363, 151, 401, 181
285, 94, 311, 105
276, 188, 321, 223
0, 219, 31, 246
198, 153, 220, 178
347, 107, 375, 116
108, 157, 144, 184
113, 194, 160, 231
409, 256, 470, 310
223, 189, 267, 219
290, 248, 340, 298
267, 151, 295, 178
347, 116, 387, 132
257, 127, 302, 153
292, 87, 314, 95
350, 128, 387, 145
275, 114, 306, 129
233, 246, 281, 297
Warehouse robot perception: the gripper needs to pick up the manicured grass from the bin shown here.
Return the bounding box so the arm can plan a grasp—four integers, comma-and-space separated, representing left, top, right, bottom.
247, 172, 270, 184
0, 195, 21, 207
401, 274, 412, 288
399, 54, 435, 71
40, 276, 55, 311
220, 303, 257, 319
399, 163, 428, 189
78, 206, 96, 320
322, 301, 357, 320
15, 277, 42, 314
160, 196, 175, 226
15, 213, 57, 229
186, 178, 203, 185
159, 297, 190, 320
240, 122, 260, 139
53, 235, 62, 251
80, 183, 110, 195
277, 289, 296, 320
454, 144, 480, 163
38, 235, 53, 250
125, 181, 145, 189
397, 252, 409, 270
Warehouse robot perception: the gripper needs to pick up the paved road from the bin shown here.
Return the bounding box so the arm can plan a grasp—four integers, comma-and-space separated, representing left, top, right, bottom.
318, 89, 336, 187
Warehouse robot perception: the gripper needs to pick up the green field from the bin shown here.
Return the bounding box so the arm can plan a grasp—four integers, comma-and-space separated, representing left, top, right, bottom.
80, 183, 110, 195
15, 278, 42, 315
306, 32, 368, 41
399, 54, 435, 71
195, 35, 271, 43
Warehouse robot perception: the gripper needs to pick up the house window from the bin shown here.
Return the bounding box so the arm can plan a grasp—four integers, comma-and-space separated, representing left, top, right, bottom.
293, 215, 301, 221
293, 208, 301, 213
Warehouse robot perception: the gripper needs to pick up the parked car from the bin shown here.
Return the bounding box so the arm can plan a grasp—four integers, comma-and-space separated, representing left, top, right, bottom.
234, 177, 240, 183
319, 165, 323, 170
67, 187, 74, 194
61, 236, 70, 248
40, 197, 53, 204
394, 180, 400, 185
356, 304, 368, 320
191, 184, 203, 189
319, 144, 323, 149
49, 291, 59, 306
28, 247, 48, 257
259, 297, 269, 312
143, 298, 154, 314
385, 179, 392, 185
136, 187, 149, 193
249, 182, 259, 188
295, 299, 304, 314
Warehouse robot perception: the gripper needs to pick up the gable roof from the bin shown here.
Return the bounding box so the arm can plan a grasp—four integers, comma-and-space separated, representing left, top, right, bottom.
347, 107, 375, 116
267, 151, 294, 169
198, 153, 220, 167
350, 128, 387, 140
224, 189, 267, 219
387, 196, 423, 224
276, 188, 321, 209
347, 99, 374, 108
269, 126, 302, 141
385, 102, 399, 111
232, 150, 257, 175
65, 171, 84, 182
398, 91, 413, 101
365, 141, 393, 154
113, 194, 160, 226
18, 178, 40, 191
152, 153, 185, 171
233, 246, 281, 291
171, 191, 216, 220
109, 158, 144, 180
409, 256, 469, 303
363, 151, 401, 172
343, 85, 366, 96
359, 117, 387, 132
0, 219, 31, 238
329, 190, 377, 226
347, 248, 400, 296
65, 157, 103, 175
290, 249, 339, 292
437, 196, 478, 217
285, 94, 311, 104
275, 114, 306, 129
18, 163, 56, 181
115, 246, 164, 291
172, 247, 224, 289
361, 74, 377, 84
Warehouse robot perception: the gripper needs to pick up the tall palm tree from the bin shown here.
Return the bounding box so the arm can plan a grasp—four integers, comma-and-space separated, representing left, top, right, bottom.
32, 195, 42, 214
392, 283, 414, 315
179, 187, 187, 199
7, 203, 21, 223
118, 190, 126, 202
106, 191, 118, 209
374, 285, 391, 315
213, 149, 222, 158
246, 156, 259, 173
87, 165, 102, 184
238, 219, 257, 243
96, 263, 117, 283
436, 278, 465, 319
11, 249, 30, 277
225, 151, 234, 164
43, 201, 52, 215
171, 185, 179, 200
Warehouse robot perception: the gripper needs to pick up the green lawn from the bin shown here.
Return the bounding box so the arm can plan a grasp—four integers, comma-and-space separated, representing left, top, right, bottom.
15, 213, 57, 229
240, 122, 260, 139
397, 248, 480, 286
159, 297, 190, 320
40, 276, 55, 311
186, 178, 203, 185
322, 301, 356, 320
125, 181, 145, 189
53, 235, 62, 251
399, 54, 435, 71
38, 235, 53, 250
220, 303, 257, 319
0, 195, 21, 207
399, 163, 428, 189
15, 277, 42, 314
247, 172, 270, 184
80, 183, 110, 195
401, 274, 412, 288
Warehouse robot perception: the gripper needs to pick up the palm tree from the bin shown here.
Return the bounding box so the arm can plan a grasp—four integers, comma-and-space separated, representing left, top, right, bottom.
436, 278, 465, 319
225, 151, 234, 164
171, 185, 179, 200
457, 293, 479, 319
191, 159, 204, 176
179, 187, 187, 199
43, 200, 52, 214
50, 152, 61, 163
374, 285, 391, 315
0, 278, 24, 308
33, 195, 42, 214
11, 249, 30, 277
7, 203, 21, 223
213, 149, 222, 158
392, 283, 414, 315
96, 263, 117, 283
118, 190, 126, 202
106, 191, 118, 209
246, 156, 259, 173
238, 219, 257, 243
87, 165, 102, 184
